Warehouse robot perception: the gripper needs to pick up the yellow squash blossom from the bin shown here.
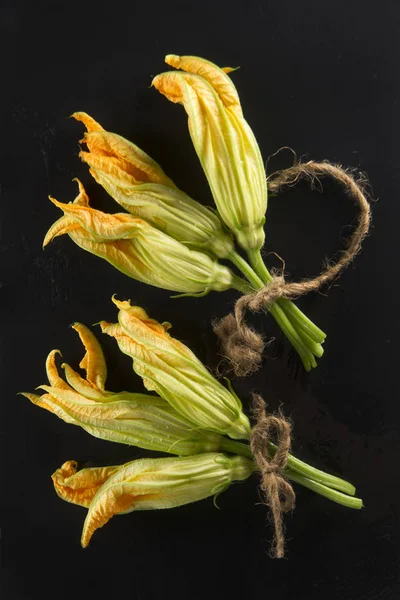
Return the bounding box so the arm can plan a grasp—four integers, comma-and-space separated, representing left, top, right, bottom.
152, 55, 267, 252
73, 112, 234, 259
55, 452, 361, 548
100, 297, 252, 440
59, 453, 254, 547
21, 323, 240, 456
44, 179, 240, 296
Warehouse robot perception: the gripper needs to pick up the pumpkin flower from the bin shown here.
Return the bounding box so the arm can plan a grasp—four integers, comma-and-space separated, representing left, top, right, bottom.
43, 179, 242, 296
20, 323, 241, 456
63, 453, 254, 547
152, 55, 268, 252
54, 453, 362, 548
100, 297, 252, 440
73, 112, 234, 259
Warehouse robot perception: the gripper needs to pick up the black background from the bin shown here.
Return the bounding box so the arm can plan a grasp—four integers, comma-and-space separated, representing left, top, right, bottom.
1, 1, 399, 599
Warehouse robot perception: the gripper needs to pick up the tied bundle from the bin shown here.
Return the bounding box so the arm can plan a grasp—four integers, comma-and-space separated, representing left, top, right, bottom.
23, 53, 371, 558
22, 298, 362, 556
214, 160, 371, 376
43, 55, 370, 374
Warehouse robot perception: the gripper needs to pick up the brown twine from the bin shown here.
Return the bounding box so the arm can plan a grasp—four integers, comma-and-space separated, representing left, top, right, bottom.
214, 159, 372, 376
250, 393, 295, 559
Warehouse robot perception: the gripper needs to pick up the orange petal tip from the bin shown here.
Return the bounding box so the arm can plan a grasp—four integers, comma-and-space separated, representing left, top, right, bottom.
165, 54, 180, 67
98, 320, 112, 332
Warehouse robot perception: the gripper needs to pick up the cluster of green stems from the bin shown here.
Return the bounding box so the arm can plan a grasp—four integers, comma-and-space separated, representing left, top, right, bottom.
220, 436, 362, 510
228, 248, 326, 371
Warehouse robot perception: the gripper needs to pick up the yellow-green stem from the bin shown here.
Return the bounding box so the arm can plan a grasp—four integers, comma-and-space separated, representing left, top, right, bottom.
229, 251, 318, 370
247, 248, 326, 344
285, 469, 363, 509
221, 438, 357, 497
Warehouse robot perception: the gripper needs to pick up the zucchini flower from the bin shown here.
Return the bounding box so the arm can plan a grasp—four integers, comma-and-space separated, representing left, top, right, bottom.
21, 323, 239, 456
100, 297, 252, 440
53, 453, 254, 547
152, 55, 267, 252
43, 180, 240, 296
73, 112, 234, 259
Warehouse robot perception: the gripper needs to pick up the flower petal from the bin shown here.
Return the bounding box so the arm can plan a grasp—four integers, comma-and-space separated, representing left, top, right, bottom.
81, 481, 140, 547
165, 54, 242, 117
112, 297, 194, 362
43, 179, 91, 247
72, 323, 107, 390
74, 112, 174, 187
46, 350, 71, 390
52, 460, 120, 508
48, 196, 144, 241
20, 391, 78, 422
99, 321, 158, 391
58, 364, 115, 401
72, 112, 104, 133
43, 215, 82, 248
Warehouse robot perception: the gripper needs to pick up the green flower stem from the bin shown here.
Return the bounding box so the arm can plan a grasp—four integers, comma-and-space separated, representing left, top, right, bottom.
269, 442, 356, 496
284, 469, 363, 509
229, 252, 318, 370
293, 326, 324, 359
227, 250, 266, 290
230, 274, 254, 295
220, 438, 357, 497
247, 248, 326, 345
280, 300, 326, 344
220, 437, 254, 458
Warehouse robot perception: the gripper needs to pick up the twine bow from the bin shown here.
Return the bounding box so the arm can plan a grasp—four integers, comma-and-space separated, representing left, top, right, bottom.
214, 160, 372, 376
250, 394, 295, 558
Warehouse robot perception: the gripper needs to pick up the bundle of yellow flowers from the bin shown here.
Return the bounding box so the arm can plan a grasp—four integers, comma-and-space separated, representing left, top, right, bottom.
23, 53, 370, 558
44, 55, 332, 373
22, 297, 362, 557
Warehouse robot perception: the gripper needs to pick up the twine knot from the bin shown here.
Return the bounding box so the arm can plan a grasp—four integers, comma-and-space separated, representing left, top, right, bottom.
250, 394, 295, 558
214, 159, 371, 376
213, 275, 287, 376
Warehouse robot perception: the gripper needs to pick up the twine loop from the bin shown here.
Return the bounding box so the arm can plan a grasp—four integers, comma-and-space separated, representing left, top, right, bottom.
214, 159, 372, 376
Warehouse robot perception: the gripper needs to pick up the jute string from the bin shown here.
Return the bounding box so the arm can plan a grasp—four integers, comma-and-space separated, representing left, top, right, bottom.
214, 160, 372, 376
250, 393, 295, 558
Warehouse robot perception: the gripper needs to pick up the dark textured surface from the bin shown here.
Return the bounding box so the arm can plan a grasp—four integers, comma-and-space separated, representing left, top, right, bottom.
1, 1, 399, 598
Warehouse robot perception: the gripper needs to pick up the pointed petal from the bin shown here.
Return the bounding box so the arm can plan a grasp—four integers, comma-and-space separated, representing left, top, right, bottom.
43, 215, 82, 247
80, 131, 175, 188
79, 150, 142, 187
99, 321, 158, 391
44, 180, 91, 247
61, 363, 112, 401
71, 178, 91, 206
73, 111, 175, 188
72, 112, 105, 132
111, 297, 192, 361
81, 481, 138, 547
72, 323, 107, 390
19, 392, 45, 405
46, 350, 71, 389
20, 391, 65, 417
165, 54, 242, 117
48, 197, 144, 241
